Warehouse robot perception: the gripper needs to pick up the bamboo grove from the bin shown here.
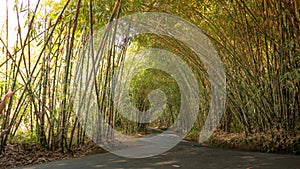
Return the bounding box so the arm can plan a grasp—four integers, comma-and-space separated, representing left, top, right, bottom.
0, 0, 299, 154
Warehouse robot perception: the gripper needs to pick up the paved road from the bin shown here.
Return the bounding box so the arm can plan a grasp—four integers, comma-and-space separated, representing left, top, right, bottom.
17, 141, 299, 169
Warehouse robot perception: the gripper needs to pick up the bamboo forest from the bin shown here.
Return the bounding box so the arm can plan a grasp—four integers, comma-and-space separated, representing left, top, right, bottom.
0, 0, 299, 168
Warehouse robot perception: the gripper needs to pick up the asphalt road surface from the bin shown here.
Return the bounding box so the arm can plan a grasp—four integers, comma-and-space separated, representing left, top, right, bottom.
17, 141, 300, 169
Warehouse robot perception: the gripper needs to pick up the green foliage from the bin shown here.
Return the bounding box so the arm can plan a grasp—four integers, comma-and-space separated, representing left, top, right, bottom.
130, 68, 180, 112
129, 68, 180, 131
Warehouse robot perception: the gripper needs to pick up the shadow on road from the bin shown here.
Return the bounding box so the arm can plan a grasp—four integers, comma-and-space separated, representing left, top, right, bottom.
17, 141, 300, 169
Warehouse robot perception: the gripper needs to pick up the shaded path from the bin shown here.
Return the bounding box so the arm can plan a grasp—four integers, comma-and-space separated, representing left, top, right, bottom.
17, 141, 300, 169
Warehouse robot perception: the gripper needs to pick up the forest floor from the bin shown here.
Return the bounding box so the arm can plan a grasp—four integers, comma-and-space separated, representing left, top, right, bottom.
206, 129, 300, 155
0, 140, 105, 169
0, 130, 299, 168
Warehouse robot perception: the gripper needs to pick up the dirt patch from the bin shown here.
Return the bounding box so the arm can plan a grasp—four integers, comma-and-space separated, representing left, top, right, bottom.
0, 141, 105, 169
205, 129, 300, 155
